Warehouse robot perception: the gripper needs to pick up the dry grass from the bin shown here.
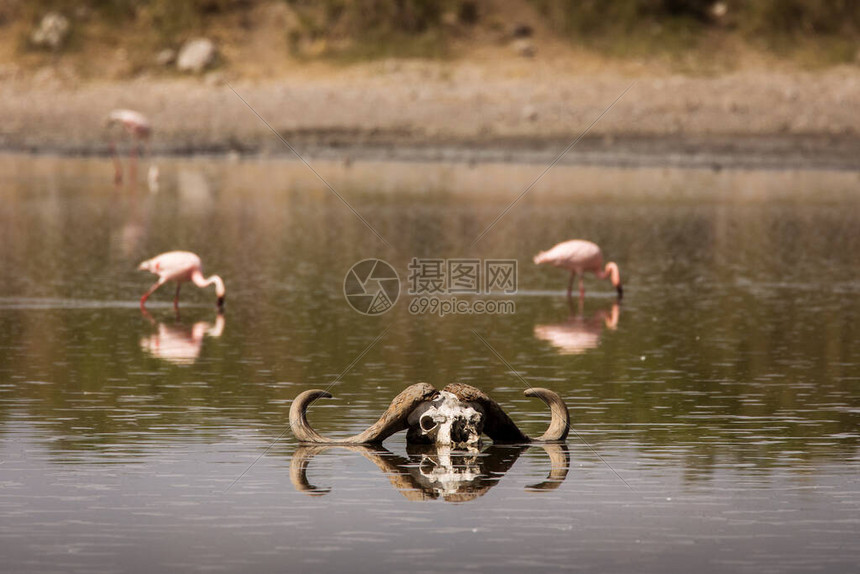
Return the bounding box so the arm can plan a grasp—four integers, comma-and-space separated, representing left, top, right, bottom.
0, 0, 858, 80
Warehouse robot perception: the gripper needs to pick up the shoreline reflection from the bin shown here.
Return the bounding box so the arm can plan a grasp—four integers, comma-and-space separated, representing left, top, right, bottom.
290, 443, 570, 502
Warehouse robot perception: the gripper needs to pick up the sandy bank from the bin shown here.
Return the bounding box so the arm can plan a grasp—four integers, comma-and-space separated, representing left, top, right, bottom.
1, 62, 859, 169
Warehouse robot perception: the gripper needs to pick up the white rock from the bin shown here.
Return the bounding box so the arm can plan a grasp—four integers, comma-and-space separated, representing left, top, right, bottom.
155, 49, 176, 67
31, 12, 70, 50
512, 38, 535, 58
177, 38, 217, 73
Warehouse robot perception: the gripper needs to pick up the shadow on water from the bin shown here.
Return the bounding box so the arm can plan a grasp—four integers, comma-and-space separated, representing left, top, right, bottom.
290, 443, 570, 502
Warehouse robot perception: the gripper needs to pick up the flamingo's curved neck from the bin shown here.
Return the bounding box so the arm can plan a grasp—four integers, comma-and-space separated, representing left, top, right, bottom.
605, 303, 620, 329
192, 271, 226, 298
599, 262, 621, 287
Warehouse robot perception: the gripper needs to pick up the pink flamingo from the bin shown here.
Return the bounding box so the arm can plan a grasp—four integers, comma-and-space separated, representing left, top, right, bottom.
534, 239, 622, 299
105, 109, 157, 187
138, 251, 225, 311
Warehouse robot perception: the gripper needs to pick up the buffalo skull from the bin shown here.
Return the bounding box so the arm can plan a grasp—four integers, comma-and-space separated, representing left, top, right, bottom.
289, 382, 569, 445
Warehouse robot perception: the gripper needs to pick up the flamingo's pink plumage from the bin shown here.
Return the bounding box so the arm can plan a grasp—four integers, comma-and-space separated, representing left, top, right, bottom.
534, 239, 622, 299
138, 251, 225, 310
106, 109, 157, 187
107, 109, 152, 139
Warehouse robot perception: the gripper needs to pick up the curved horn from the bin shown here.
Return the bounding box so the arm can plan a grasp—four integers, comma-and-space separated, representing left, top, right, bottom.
290, 383, 438, 444
357, 446, 437, 502
524, 388, 570, 441
442, 383, 569, 443
289, 445, 333, 495
525, 443, 570, 491
290, 444, 433, 500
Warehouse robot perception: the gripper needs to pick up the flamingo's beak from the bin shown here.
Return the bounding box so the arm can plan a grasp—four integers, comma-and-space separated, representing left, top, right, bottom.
616, 284, 623, 300
217, 295, 225, 311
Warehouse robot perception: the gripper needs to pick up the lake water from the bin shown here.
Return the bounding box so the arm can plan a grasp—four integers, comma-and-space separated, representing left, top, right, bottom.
0, 154, 858, 573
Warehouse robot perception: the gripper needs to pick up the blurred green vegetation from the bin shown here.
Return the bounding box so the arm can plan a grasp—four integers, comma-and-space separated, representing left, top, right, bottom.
284, 0, 457, 60
533, 0, 860, 63
531, 0, 860, 36
17, 0, 243, 42
5, 0, 860, 64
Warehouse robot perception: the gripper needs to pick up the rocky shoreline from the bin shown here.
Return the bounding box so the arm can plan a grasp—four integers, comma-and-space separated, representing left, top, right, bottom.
2, 64, 859, 170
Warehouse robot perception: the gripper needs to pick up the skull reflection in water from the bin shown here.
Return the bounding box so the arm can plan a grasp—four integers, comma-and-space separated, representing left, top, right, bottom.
415, 446, 482, 500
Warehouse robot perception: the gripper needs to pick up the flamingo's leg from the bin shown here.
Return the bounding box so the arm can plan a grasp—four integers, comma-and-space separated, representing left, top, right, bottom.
579, 276, 585, 301
128, 138, 139, 183
140, 277, 167, 309
174, 283, 181, 310
110, 140, 123, 185
140, 306, 155, 324
567, 271, 575, 298
142, 139, 157, 192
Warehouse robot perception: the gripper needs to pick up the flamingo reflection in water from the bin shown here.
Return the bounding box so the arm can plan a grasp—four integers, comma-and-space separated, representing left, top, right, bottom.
290, 443, 570, 502
534, 300, 620, 355
105, 109, 159, 190
139, 312, 225, 365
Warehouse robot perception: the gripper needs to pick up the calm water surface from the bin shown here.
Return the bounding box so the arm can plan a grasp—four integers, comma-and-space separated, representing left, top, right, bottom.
0, 154, 858, 573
